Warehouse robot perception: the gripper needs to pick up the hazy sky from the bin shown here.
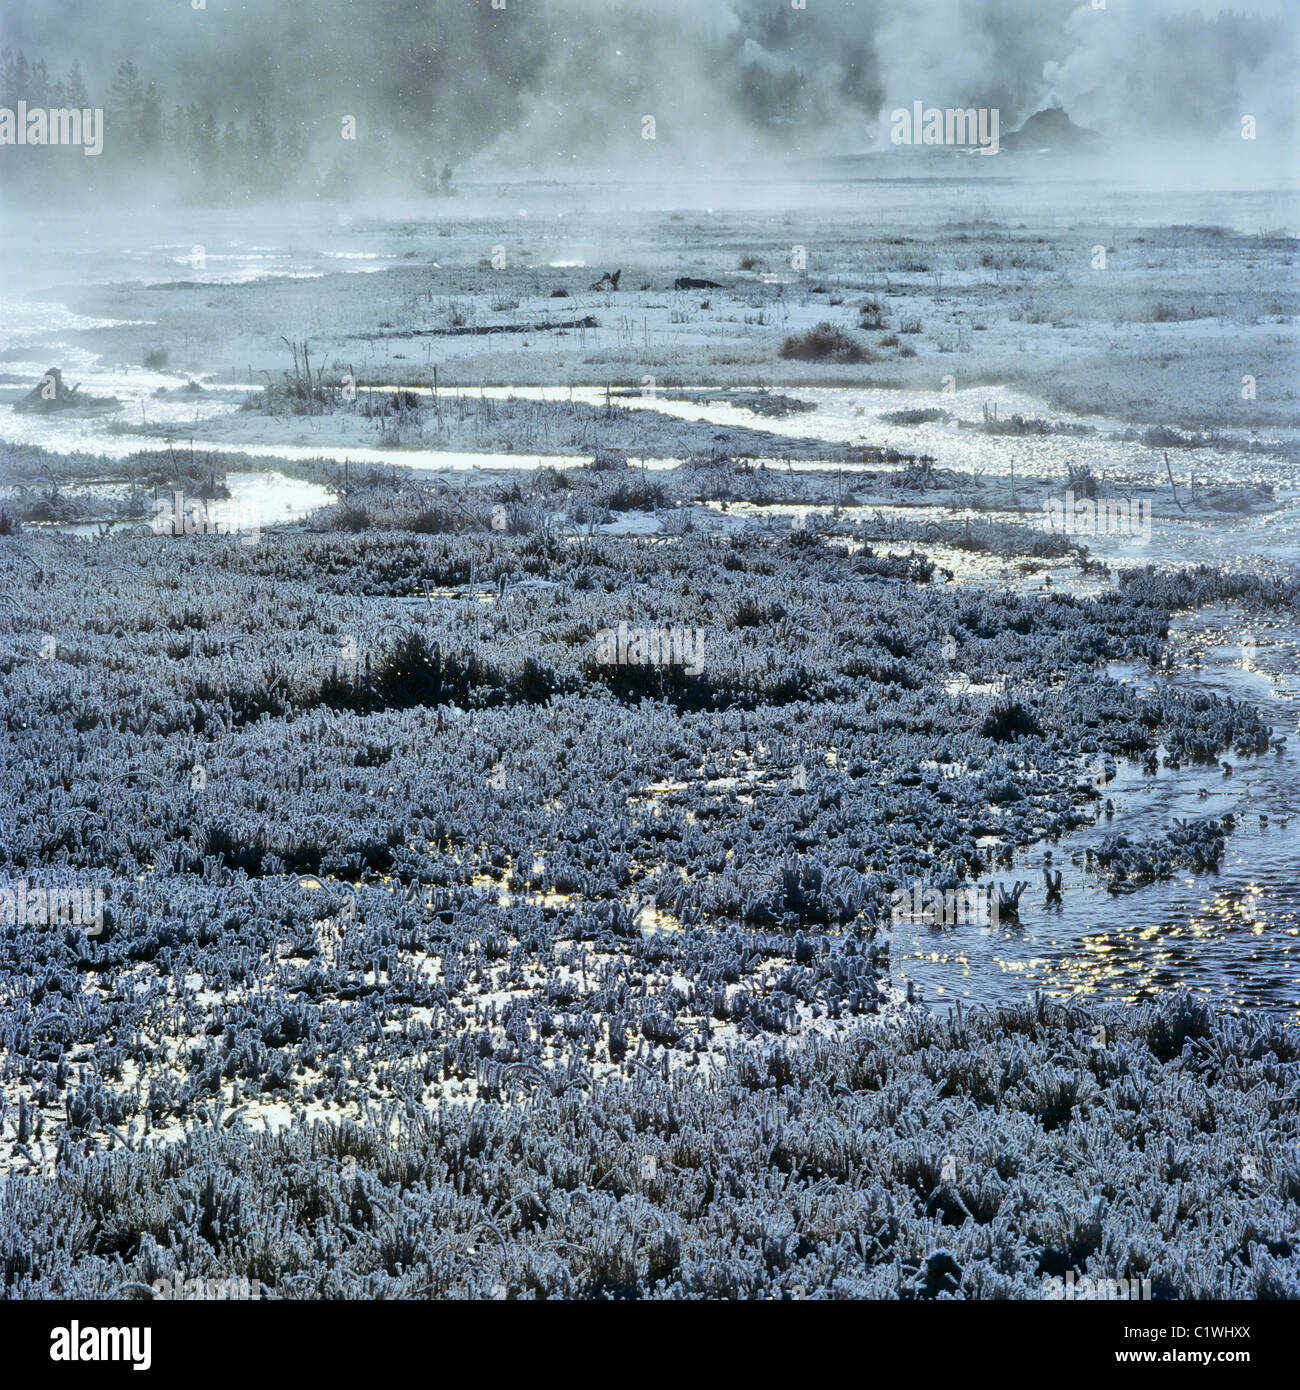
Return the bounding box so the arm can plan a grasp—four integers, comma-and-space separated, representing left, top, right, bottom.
2, 0, 1295, 170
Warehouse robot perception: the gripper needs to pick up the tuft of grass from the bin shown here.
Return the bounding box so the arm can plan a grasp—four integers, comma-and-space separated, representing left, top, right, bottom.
779, 322, 873, 364
859, 297, 888, 330
1149, 300, 1207, 323
881, 407, 949, 426
981, 698, 1044, 743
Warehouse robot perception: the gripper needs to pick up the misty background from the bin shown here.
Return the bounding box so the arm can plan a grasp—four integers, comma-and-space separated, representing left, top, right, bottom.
0, 0, 1296, 202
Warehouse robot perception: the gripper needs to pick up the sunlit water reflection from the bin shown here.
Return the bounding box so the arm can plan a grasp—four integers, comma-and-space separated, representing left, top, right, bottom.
891, 608, 1300, 1019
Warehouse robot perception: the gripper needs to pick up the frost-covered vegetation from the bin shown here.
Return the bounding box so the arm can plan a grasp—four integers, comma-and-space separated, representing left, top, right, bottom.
2, 478, 1296, 1297
0, 441, 231, 525
2, 994, 1297, 1299
235, 377, 877, 461
1, 0, 1297, 1319
2, 173, 1297, 1306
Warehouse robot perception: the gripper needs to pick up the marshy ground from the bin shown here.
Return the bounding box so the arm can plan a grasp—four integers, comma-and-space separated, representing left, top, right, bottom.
1, 181, 1297, 1299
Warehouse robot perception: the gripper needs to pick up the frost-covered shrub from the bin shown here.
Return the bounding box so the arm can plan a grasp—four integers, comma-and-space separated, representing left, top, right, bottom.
1, 495, 1290, 1300
779, 323, 872, 363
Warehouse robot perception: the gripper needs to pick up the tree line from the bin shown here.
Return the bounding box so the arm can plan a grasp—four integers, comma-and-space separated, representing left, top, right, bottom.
0, 50, 455, 203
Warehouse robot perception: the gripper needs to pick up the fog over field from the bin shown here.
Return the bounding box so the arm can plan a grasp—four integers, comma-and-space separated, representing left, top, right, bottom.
0, 0, 1298, 1335
1, 0, 1297, 191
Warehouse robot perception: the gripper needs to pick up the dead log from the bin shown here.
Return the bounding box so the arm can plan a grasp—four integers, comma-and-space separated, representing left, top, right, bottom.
352, 316, 597, 341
